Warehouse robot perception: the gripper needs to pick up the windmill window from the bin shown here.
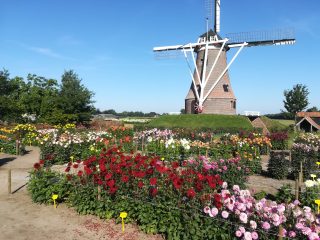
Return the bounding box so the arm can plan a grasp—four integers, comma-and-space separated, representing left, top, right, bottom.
223, 84, 229, 92
233, 101, 236, 109
210, 36, 214, 41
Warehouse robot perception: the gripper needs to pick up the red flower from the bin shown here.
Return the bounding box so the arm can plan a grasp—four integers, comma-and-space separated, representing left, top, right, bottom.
149, 177, 157, 186
99, 162, 106, 172
138, 181, 144, 188
187, 188, 196, 198
109, 186, 118, 194
33, 163, 40, 170
65, 166, 71, 172
121, 175, 129, 183
107, 179, 115, 188
77, 170, 83, 177
171, 162, 179, 169
66, 174, 72, 181
84, 166, 93, 175
150, 188, 158, 197
173, 178, 183, 190
73, 164, 78, 169
105, 173, 112, 180
146, 168, 154, 175
39, 160, 45, 165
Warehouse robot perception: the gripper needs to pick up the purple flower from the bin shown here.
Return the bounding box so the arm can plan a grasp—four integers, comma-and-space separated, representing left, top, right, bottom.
221, 210, 229, 219
308, 232, 319, 240
302, 227, 312, 236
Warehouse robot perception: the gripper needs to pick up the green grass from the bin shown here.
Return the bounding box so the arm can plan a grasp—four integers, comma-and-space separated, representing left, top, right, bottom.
146, 114, 253, 131
273, 119, 295, 127
260, 116, 289, 131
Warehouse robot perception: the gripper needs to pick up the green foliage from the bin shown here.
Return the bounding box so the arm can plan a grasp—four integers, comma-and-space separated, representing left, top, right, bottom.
27, 169, 71, 204
291, 150, 319, 180
0, 69, 94, 125
147, 114, 253, 132
275, 184, 295, 204
283, 84, 309, 119
260, 116, 288, 132
267, 151, 290, 180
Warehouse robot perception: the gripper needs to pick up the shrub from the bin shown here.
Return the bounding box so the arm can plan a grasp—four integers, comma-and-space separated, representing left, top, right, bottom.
267, 150, 290, 180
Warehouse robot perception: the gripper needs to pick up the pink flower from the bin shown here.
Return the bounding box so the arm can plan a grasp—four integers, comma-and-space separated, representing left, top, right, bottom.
295, 222, 304, 230
302, 227, 312, 236
239, 227, 246, 234
203, 206, 210, 214
308, 232, 319, 240
239, 213, 248, 223
221, 211, 229, 219
251, 231, 258, 240
244, 232, 252, 240
222, 166, 227, 171
222, 182, 228, 189
250, 220, 257, 229
262, 222, 270, 230
288, 231, 296, 238
209, 207, 218, 217
237, 166, 241, 170
277, 205, 285, 213
272, 213, 280, 222
235, 230, 242, 238
233, 185, 240, 192
303, 206, 312, 213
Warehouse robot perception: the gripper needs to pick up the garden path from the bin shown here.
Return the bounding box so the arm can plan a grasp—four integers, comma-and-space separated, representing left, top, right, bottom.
246, 155, 295, 196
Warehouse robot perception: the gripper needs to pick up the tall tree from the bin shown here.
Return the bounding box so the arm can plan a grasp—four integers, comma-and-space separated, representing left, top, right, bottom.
283, 84, 309, 119
58, 70, 94, 124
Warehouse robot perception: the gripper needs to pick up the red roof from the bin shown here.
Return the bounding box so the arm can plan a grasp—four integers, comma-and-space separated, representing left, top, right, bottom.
296, 112, 320, 118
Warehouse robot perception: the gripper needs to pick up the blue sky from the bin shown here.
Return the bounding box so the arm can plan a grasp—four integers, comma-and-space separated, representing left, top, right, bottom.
1, 0, 319, 114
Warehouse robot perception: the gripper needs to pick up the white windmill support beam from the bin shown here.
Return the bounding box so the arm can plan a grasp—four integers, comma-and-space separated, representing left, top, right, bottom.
215, 0, 221, 33
153, 39, 227, 52
200, 41, 209, 91
189, 45, 201, 89
183, 50, 200, 102
203, 42, 248, 101
204, 39, 228, 86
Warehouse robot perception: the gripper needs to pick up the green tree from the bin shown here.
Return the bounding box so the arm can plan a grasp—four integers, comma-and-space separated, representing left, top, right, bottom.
58, 70, 94, 124
307, 106, 319, 112
283, 84, 309, 119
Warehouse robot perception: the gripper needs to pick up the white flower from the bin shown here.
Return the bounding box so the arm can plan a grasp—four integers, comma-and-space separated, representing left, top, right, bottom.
305, 180, 316, 188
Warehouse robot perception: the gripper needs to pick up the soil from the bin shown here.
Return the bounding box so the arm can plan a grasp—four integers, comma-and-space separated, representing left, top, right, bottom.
0, 149, 294, 239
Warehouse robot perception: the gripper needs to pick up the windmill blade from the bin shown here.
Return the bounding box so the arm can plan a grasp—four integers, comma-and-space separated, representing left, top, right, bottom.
205, 0, 214, 30
226, 28, 295, 47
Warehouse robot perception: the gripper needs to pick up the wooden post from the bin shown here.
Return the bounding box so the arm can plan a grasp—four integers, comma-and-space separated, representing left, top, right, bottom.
97, 186, 101, 201
278, 225, 283, 240
15, 140, 20, 155
299, 161, 303, 185
8, 169, 12, 194
295, 178, 299, 200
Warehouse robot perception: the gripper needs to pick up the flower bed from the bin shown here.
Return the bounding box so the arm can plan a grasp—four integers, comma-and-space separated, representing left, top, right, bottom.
28, 144, 320, 240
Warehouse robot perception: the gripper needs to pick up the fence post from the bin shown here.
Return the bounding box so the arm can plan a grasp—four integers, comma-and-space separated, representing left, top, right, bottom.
278, 225, 283, 240
8, 169, 12, 194
97, 186, 101, 201
295, 178, 299, 200
15, 140, 20, 155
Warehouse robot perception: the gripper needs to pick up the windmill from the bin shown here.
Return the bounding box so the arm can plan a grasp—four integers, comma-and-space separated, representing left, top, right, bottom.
153, 0, 295, 114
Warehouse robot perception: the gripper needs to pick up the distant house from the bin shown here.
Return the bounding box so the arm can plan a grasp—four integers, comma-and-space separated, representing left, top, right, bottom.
296, 112, 320, 132
92, 114, 119, 121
